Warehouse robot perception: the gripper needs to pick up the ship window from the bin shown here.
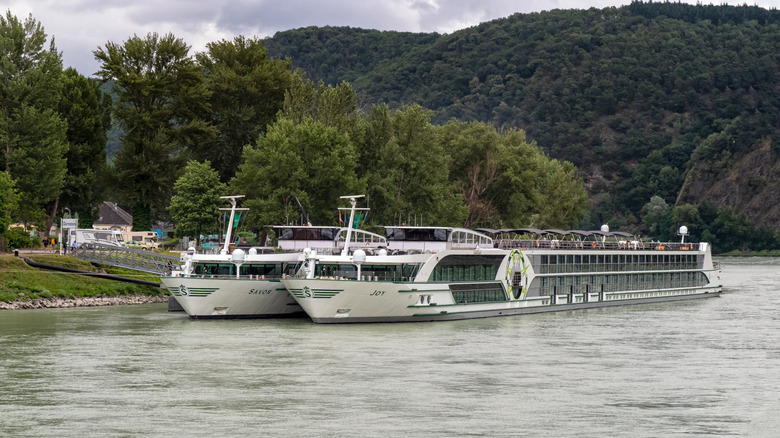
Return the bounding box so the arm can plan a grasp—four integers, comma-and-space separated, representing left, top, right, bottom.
450, 283, 506, 303
194, 263, 233, 276
386, 228, 448, 242
430, 254, 504, 282
240, 263, 284, 276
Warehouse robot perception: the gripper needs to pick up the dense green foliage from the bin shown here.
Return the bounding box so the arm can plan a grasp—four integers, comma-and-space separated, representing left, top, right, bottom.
640, 197, 779, 254
0, 12, 68, 228
231, 117, 364, 227
264, 1, 780, 247
57, 68, 111, 228
195, 36, 297, 182
94, 32, 216, 230
3, 4, 779, 255
231, 77, 587, 231
262, 26, 439, 86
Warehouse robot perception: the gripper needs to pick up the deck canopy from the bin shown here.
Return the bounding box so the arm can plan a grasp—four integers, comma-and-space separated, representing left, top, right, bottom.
475, 227, 636, 241
568, 230, 594, 239
385, 226, 493, 251
475, 228, 542, 237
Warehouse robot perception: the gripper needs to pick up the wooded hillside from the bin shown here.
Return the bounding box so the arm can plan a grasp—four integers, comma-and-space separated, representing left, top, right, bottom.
263, 1, 780, 233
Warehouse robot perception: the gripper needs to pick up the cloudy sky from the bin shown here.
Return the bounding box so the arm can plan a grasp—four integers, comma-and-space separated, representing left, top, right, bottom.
5, 0, 780, 76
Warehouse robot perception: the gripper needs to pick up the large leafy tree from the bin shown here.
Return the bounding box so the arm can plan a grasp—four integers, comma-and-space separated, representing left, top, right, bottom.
195, 36, 296, 182
0, 11, 68, 228
169, 160, 226, 246
441, 121, 588, 228
230, 117, 363, 228
55, 68, 111, 230
364, 105, 467, 226
94, 32, 215, 230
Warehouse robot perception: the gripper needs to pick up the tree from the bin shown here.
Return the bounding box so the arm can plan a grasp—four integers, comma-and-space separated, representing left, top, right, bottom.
55, 68, 111, 232
94, 32, 216, 230
0, 12, 68, 228
194, 36, 296, 182
364, 105, 467, 226
640, 195, 670, 238
670, 204, 703, 242
442, 121, 588, 228
169, 160, 226, 246
439, 121, 505, 227
230, 117, 363, 228
534, 158, 589, 229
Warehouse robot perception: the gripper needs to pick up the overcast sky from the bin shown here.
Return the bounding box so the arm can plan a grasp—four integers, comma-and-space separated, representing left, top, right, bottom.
5, 0, 780, 76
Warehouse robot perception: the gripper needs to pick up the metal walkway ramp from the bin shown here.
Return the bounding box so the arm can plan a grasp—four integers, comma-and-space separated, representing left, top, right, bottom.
70, 244, 181, 276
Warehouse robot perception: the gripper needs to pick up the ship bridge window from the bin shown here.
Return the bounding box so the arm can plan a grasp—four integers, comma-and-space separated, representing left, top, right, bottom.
194, 263, 234, 276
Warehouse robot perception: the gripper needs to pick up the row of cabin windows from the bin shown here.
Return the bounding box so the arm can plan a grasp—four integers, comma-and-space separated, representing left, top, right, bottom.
536, 253, 701, 274
194, 263, 294, 277
314, 264, 422, 281
311, 254, 505, 282
534, 272, 709, 297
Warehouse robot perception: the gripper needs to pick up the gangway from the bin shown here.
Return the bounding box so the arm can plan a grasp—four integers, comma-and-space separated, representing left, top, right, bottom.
70, 243, 181, 276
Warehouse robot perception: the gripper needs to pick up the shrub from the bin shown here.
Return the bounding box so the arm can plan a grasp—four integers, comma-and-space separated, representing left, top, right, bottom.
6, 228, 42, 249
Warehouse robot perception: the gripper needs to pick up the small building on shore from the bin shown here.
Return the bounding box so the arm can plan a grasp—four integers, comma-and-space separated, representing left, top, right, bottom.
93, 202, 133, 233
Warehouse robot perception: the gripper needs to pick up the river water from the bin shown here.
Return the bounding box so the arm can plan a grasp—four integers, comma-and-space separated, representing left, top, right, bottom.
0, 257, 778, 437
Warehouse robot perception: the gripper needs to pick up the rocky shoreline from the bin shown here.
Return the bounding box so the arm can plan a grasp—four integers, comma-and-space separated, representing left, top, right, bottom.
0, 294, 169, 310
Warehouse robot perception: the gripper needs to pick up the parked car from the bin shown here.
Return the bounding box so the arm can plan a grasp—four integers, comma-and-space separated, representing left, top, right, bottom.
125, 240, 152, 250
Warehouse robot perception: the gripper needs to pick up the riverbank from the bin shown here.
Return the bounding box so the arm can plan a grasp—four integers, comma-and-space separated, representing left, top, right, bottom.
0, 253, 167, 310
0, 293, 168, 310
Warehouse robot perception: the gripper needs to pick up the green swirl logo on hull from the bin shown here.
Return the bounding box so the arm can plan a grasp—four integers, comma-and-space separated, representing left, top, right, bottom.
290, 285, 342, 299
172, 284, 218, 297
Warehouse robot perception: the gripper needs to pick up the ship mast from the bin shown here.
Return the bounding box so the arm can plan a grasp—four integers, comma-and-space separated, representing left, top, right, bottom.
219, 195, 249, 254
339, 195, 368, 256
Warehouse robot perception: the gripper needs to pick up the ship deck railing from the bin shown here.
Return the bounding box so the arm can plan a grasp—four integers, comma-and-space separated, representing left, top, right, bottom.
496, 239, 699, 251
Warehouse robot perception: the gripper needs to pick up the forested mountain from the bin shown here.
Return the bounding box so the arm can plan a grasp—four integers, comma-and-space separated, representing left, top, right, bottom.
263, 1, 780, 233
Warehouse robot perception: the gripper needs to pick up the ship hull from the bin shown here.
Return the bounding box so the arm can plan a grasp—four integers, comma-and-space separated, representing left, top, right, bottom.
282, 277, 720, 323
162, 276, 303, 318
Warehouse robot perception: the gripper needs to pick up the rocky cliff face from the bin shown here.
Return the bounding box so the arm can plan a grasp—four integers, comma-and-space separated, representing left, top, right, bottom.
678, 137, 780, 229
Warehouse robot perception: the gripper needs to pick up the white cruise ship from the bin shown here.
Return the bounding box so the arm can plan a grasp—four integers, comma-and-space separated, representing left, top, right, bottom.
161, 196, 387, 318
281, 198, 722, 323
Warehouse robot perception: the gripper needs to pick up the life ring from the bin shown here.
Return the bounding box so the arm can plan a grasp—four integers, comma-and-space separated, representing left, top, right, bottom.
591, 242, 596, 249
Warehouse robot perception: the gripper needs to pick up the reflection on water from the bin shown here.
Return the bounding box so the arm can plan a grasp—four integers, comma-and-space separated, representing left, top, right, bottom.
0, 257, 778, 437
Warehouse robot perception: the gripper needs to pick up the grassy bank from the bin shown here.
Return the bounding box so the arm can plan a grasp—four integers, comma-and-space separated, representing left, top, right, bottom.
0, 253, 166, 303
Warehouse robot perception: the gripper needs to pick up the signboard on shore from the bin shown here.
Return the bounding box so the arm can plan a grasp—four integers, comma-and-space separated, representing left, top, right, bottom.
62, 219, 78, 229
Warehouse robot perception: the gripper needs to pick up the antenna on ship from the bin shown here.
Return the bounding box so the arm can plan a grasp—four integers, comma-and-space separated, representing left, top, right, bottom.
678, 225, 689, 244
